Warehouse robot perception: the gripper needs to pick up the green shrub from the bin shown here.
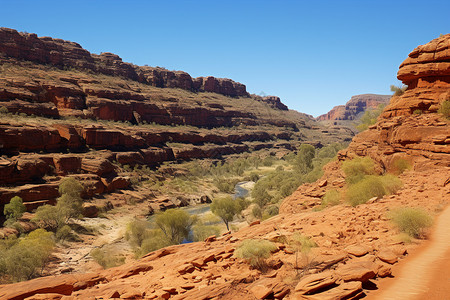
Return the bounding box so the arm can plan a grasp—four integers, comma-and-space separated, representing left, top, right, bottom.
125, 219, 148, 247
0, 229, 54, 282
210, 196, 243, 231
91, 247, 125, 269
290, 233, 316, 253
342, 157, 376, 184
252, 205, 263, 219
155, 208, 197, 244
55, 225, 73, 242
264, 205, 279, 218
251, 184, 272, 207
262, 156, 274, 167
235, 239, 277, 270
438, 100, 450, 119
321, 189, 341, 208
33, 205, 63, 232
346, 174, 402, 206
192, 224, 221, 242
0, 106, 8, 114
390, 84, 407, 96
32, 178, 83, 231
413, 109, 422, 115
388, 207, 433, 238
295, 144, 316, 174
137, 229, 171, 257
392, 159, 411, 175
4, 196, 26, 221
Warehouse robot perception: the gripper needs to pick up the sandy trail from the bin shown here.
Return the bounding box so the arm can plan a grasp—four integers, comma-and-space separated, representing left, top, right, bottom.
371, 205, 450, 300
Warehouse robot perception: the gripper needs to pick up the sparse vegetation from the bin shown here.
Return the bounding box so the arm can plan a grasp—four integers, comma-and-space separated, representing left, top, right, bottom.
0, 229, 55, 282
33, 177, 84, 232
342, 156, 376, 184
3, 196, 26, 222
321, 189, 341, 208
356, 104, 385, 132
389, 207, 433, 238
90, 247, 125, 269
390, 84, 407, 96
289, 233, 317, 273
438, 99, 450, 119
346, 174, 402, 206
392, 158, 411, 175
235, 239, 277, 271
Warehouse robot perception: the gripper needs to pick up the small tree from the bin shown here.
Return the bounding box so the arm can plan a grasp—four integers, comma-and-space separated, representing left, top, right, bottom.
155, 208, 197, 245
295, 144, 316, 174
210, 196, 243, 231
32, 178, 83, 232
4, 196, 26, 221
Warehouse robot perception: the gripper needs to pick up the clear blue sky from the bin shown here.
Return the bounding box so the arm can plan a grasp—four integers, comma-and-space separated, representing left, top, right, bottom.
1, 0, 448, 117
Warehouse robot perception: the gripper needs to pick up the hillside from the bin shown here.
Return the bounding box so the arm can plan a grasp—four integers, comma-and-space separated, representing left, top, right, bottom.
0, 33, 448, 300
0, 27, 354, 222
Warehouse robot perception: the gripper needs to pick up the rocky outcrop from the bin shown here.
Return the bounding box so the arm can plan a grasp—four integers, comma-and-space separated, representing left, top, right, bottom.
252, 95, 289, 110
0, 27, 248, 97
281, 35, 450, 215
317, 94, 391, 121
383, 34, 450, 117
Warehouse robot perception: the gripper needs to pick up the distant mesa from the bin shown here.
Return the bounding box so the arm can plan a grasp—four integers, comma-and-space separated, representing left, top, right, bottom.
317, 94, 391, 121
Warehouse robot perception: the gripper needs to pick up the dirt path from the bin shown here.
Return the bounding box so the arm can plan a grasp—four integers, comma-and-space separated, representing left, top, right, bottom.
370, 205, 450, 300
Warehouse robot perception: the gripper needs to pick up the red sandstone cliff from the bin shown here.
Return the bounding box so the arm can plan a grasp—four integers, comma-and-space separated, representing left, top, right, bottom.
317, 94, 391, 121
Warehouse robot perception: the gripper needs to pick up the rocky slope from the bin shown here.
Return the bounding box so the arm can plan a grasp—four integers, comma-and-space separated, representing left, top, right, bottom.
0, 34, 448, 300
317, 94, 391, 121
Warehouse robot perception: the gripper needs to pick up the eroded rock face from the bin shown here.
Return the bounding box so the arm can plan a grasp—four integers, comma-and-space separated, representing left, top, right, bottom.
0, 27, 248, 98
383, 33, 450, 117
317, 94, 391, 121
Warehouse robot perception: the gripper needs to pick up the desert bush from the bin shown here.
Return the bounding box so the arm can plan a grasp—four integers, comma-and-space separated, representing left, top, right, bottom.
155, 208, 197, 244
438, 99, 450, 119
3, 196, 26, 221
251, 184, 272, 207
0, 229, 54, 282
55, 225, 73, 242
125, 219, 151, 248
192, 224, 221, 242
235, 239, 277, 271
252, 205, 263, 219
213, 178, 238, 193
33, 205, 63, 232
321, 189, 341, 208
58, 177, 83, 197
0, 106, 8, 114
137, 229, 171, 257
91, 247, 125, 269
390, 84, 407, 96
413, 109, 422, 115
264, 205, 279, 218
388, 207, 433, 238
346, 174, 402, 206
249, 172, 260, 182
342, 157, 376, 184
210, 196, 243, 231
289, 233, 316, 273
392, 158, 411, 175
32, 178, 83, 231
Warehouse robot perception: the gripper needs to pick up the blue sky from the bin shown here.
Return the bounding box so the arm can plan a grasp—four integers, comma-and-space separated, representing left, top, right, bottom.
1, 0, 449, 116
